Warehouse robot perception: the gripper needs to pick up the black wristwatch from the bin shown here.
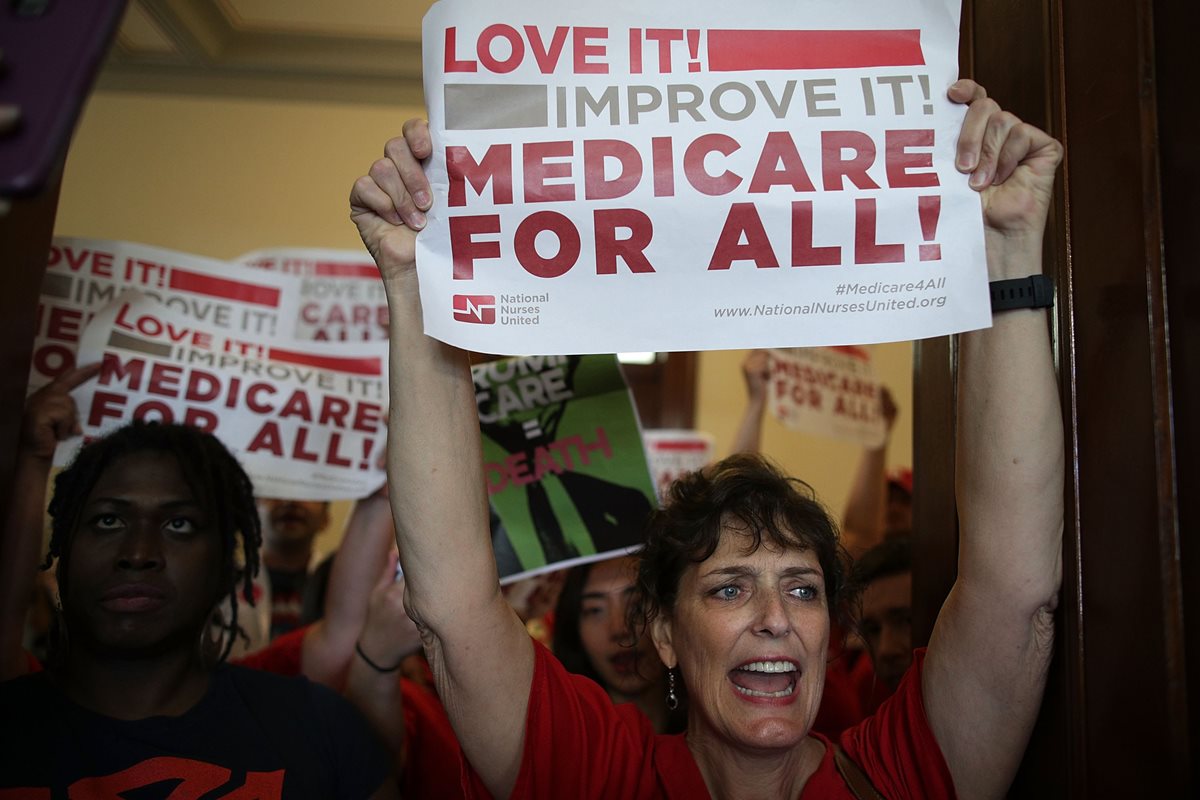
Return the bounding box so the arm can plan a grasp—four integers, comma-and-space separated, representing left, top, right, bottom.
989, 275, 1054, 311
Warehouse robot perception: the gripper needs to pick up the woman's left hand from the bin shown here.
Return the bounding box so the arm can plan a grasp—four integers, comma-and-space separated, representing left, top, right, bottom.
950, 79, 1063, 243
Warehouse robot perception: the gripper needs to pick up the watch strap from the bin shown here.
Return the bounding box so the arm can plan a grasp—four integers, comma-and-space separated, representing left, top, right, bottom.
989, 275, 1054, 311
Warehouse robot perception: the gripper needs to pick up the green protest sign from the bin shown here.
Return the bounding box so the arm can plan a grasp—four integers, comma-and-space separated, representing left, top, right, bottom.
473, 354, 656, 581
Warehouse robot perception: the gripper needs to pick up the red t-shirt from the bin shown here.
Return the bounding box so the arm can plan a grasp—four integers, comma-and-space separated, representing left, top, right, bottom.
473, 642, 954, 799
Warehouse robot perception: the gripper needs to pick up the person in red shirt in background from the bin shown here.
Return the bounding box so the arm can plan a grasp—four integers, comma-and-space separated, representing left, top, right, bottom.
850, 537, 914, 715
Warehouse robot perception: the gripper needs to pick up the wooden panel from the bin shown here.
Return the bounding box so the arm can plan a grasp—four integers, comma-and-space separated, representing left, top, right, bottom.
1155, 0, 1200, 779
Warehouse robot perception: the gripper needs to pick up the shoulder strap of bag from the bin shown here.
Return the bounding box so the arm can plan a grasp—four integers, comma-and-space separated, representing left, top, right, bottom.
832, 743, 886, 800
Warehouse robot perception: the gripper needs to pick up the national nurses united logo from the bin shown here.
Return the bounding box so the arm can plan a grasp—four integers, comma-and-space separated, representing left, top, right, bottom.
453, 294, 496, 324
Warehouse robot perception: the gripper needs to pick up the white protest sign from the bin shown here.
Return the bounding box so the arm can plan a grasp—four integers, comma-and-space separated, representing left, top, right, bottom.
237, 248, 389, 342
767, 346, 886, 448
68, 291, 389, 500
643, 429, 714, 501
416, 0, 987, 354
31, 238, 303, 392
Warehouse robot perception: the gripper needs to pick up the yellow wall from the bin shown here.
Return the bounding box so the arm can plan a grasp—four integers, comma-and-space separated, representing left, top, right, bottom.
54, 89, 913, 553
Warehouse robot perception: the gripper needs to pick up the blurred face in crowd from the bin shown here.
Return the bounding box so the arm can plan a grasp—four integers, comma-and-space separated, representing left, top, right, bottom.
859, 571, 913, 689
653, 526, 829, 753
259, 499, 329, 550
578, 557, 663, 700
885, 484, 913, 534
63, 451, 223, 658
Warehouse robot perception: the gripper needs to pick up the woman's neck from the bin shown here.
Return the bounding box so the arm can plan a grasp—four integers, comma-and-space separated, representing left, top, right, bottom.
685, 725, 825, 800
54, 644, 212, 720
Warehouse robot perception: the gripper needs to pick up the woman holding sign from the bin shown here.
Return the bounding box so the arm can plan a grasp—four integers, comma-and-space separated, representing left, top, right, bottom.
354, 80, 1063, 798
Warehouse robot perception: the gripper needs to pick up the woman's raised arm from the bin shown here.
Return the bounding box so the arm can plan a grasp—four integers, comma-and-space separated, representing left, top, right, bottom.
923, 80, 1065, 799
350, 119, 534, 798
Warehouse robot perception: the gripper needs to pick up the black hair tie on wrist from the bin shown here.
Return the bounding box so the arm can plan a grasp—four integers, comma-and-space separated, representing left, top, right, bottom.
355, 641, 404, 673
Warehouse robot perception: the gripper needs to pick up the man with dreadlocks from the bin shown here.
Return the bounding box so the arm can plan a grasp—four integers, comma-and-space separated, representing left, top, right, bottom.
0, 416, 397, 799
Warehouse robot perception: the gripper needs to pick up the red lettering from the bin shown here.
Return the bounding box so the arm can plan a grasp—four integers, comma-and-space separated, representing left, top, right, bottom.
444, 27, 477, 72
854, 198, 904, 264
325, 432, 353, 467
594, 209, 654, 274
749, 132, 816, 193
447, 144, 513, 207
514, 212, 580, 278
523, 141, 575, 203
573, 27, 608, 74
247, 421, 284, 456
478, 24, 524, 73
33, 344, 74, 379
708, 203, 779, 270
822, 131, 881, 191
651, 137, 675, 197
885, 129, 939, 188
352, 402, 382, 433
278, 390, 313, 421
450, 214, 502, 280
790, 201, 842, 267
524, 25, 569, 72
185, 369, 221, 403
246, 382, 276, 413
583, 139, 642, 200
88, 392, 127, 426
100, 353, 146, 391
319, 396, 351, 427
684, 134, 742, 195
47, 307, 84, 342
147, 363, 183, 398
292, 427, 320, 462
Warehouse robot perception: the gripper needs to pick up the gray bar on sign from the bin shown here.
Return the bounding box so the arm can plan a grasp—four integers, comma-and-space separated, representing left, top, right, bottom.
41, 273, 73, 299
445, 84, 548, 130
108, 330, 173, 358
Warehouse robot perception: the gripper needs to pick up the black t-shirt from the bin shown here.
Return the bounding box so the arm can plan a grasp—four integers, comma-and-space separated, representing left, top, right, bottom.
0, 664, 390, 799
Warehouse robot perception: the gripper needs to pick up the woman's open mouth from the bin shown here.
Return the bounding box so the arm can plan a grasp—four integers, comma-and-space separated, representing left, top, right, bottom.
729, 660, 799, 700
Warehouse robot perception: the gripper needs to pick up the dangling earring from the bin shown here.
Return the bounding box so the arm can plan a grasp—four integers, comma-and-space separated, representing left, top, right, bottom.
666, 668, 679, 711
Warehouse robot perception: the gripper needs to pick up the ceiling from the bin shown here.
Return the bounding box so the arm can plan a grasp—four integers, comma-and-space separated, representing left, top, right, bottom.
102, 0, 437, 106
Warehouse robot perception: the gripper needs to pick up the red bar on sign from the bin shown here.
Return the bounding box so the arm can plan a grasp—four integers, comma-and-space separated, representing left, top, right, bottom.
313, 261, 381, 279
168, 270, 280, 307
268, 347, 381, 376
707, 29, 924, 71
653, 442, 711, 452
830, 345, 870, 360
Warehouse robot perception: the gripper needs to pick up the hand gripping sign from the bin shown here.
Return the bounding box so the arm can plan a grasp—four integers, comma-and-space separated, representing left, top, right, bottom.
476, 353, 656, 583
31, 237, 303, 393
767, 346, 887, 448
417, 0, 987, 354
67, 291, 389, 501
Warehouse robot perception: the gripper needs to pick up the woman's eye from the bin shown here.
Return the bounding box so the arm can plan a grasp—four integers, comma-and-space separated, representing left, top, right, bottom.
789, 585, 818, 601
715, 585, 741, 600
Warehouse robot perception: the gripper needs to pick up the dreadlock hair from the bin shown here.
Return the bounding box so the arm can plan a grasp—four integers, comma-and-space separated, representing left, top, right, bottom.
42, 420, 262, 663
630, 453, 857, 637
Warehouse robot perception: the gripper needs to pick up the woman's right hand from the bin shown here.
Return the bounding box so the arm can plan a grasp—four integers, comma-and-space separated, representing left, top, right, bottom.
349, 119, 434, 283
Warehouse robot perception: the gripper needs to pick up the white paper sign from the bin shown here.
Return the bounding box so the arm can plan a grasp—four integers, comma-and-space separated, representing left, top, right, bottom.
31, 238, 303, 392
416, 0, 987, 354
68, 292, 389, 500
237, 248, 389, 342
643, 429, 715, 501
767, 346, 886, 447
